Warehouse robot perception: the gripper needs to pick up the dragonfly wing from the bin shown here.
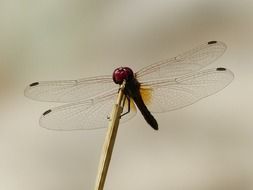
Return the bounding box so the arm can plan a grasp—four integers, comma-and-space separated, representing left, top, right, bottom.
136, 41, 226, 82
140, 68, 234, 113
25, 75, 117, 103
39, 91, 137, 130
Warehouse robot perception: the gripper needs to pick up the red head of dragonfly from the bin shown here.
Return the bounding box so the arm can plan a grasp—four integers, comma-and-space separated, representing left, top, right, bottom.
112, 67, 134, 84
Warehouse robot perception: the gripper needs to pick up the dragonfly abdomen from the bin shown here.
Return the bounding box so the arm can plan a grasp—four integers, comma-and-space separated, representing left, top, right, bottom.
125, 78, 158, 130
133, 94, 158, 130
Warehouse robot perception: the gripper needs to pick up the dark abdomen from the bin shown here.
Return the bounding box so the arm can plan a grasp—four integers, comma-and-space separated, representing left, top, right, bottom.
124, 79, 158, 130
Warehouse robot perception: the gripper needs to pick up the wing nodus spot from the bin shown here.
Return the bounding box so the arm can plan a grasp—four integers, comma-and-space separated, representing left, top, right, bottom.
216, 67, 226, 71
208, 41, 217, 45
43, 109, 52, 116
30, 82, 39, 87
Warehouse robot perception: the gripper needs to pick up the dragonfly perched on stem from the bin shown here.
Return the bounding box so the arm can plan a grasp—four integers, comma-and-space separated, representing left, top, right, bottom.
25, 41, 234, 130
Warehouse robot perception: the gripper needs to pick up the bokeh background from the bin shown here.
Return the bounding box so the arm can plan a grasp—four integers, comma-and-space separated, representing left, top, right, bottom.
1, 0, 253, 190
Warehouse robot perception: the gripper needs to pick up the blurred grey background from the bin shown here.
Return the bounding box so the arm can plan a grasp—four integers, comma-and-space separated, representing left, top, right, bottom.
0, 0, 253, 190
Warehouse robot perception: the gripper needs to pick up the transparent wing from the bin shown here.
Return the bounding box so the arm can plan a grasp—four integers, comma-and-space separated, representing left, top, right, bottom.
24, 75, 117, 103
139, 68, 234, 113
136, 41, 227, 82
39, 91, 137, 130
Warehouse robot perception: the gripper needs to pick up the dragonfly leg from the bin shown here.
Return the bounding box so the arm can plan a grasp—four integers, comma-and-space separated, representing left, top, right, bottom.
107, 96, 129, 120
107, 82, 128, 120
120, 96, 130, 117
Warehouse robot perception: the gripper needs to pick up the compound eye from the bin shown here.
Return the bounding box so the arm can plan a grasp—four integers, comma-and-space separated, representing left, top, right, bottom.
112, 67, 134, 84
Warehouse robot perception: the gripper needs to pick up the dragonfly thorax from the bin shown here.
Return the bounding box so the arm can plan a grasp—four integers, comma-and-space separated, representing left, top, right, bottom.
113, 67, 134, 84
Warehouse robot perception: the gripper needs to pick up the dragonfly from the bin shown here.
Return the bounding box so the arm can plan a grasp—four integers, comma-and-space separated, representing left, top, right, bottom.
25, 41, 234, 131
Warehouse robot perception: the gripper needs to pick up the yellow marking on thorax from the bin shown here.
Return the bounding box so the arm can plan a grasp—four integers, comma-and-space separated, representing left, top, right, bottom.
140, 85, 153, 106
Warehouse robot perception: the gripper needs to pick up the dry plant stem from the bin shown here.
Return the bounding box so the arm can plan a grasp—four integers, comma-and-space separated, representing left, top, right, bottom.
94, 82, 126, 190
